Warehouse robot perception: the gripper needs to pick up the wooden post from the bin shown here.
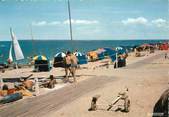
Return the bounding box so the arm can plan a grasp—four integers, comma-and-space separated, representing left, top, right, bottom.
35, 77, 40, 96
0, 77, 4, 90
116, 53, 118, 68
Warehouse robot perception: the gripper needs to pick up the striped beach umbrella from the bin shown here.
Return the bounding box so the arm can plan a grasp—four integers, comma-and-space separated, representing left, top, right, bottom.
116, 47, 126, 54
116, 47, 123, 51
74, 52, 83, 56
33, 55, 48, 61
74, 52, 88, 64
55, 52, 66, 58
53, 52, 66, 68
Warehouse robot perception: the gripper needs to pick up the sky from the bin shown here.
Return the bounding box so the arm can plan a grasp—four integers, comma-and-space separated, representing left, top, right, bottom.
0, 0, 168, 40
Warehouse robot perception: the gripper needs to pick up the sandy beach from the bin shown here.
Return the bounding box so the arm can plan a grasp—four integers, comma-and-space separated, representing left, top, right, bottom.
0, 0, 168, 116
46, 51, 169, 117
0, 50, 168, 117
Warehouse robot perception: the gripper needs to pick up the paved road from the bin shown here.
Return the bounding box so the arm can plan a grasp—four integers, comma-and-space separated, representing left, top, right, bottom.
0, 52, 164, 117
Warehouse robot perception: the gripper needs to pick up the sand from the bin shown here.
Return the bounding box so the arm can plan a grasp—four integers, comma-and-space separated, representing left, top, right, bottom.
48, 50, 169, 117
0, 50, 169, 117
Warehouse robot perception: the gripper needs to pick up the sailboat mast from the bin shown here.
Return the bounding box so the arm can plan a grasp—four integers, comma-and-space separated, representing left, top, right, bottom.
9, 28, 14, 58
30, 25, 35, 56
67, 0, 74, 51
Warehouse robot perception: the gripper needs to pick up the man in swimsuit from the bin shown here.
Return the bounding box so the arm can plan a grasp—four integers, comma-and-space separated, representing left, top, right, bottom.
70, 53, 78, 82
64, 51, 78, 83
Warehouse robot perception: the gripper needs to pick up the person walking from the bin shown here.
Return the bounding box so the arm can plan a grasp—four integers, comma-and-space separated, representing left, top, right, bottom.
70, 52, 78, 82
64, 51, 78, 83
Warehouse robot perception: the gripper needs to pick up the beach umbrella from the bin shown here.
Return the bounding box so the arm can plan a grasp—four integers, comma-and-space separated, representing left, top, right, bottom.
55, 52, 66, 58
33, 55, 51, 72
74, 52, 83, 56
33, 55, 48, 61
116, 47, 123, 50
53, 52, 66, 68
116, 47, 126, 54
74, 52, 88, 64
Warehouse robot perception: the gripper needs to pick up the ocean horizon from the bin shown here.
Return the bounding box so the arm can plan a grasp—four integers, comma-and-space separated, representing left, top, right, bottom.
0, 40, 168, 63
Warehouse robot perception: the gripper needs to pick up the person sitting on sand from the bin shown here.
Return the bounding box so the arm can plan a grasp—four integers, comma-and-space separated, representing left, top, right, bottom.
47, 75, 57, 89
22, 79, 34, 91
64, 51, 78, 83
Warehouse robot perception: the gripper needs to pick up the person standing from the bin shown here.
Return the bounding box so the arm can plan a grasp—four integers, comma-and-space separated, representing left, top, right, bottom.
164, 53, 168, 59
70, 52, 78, 82
64, 51, 78, 83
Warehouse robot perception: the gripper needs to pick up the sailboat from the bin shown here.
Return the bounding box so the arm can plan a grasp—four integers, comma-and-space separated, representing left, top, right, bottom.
9, 28, 24, 68
0, 28, 24, 89
0, 30, 26, 101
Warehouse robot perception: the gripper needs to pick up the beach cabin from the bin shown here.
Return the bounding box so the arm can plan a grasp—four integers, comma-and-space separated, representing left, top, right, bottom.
74, 52, 88, 65
53, 52, 66, 68
33, 55, 51, 72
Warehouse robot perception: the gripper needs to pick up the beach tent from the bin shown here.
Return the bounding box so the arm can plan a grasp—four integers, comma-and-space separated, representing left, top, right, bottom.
87, 51, 98, 61
33, 55, 51, 72
103, 48, 116, 62
74, 52, 83, 56
53, 52, 66, 68
95, 48, 106, 60
74, 52, 88, 65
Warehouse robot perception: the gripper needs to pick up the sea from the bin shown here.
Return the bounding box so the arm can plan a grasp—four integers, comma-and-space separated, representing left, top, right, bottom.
0, 40, 167, 64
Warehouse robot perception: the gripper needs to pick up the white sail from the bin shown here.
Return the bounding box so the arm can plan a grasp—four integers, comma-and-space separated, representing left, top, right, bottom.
10, 28, 24, 60
8, 42, 13, 62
